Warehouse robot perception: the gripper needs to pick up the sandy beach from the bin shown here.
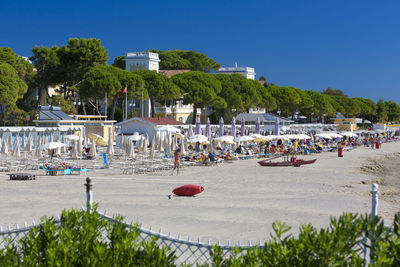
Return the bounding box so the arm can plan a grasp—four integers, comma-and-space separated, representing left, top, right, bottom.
1, 142, 399, 243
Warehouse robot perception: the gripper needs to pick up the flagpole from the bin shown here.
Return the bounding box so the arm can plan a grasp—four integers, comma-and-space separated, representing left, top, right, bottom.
125, 85, 128, 121
105, 92, 107, 119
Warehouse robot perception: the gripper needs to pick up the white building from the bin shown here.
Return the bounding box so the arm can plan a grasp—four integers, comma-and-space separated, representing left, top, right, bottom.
217, 62, 256, 80
125, 52, 160, 117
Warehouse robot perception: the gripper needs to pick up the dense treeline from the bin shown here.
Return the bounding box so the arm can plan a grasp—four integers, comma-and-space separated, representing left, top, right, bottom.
1, 38, 400, 125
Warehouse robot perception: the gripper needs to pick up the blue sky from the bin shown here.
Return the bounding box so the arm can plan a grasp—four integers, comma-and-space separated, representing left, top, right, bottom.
1, 0, 399, 103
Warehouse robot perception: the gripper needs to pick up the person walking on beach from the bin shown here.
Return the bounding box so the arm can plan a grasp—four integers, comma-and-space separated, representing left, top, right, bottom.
171, 148, 181, 176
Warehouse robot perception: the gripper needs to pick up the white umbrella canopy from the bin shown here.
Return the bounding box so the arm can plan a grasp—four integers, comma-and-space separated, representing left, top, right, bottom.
214, 135, 235, 144
39, 142, 67, 150
173, 132, 185, 139
235, 136, 254, 143
88, 133, 107, 146
64, 134, 80, 141
128, 133, 142, 141
250, 133, 265, 142
107, 128, 114, 155
157, 125, 181, 133
187, 134, 208, 142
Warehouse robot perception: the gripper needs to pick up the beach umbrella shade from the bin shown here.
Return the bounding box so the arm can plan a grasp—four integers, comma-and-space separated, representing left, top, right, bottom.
187, 125, 194, 138
90, 138, 97, 159
173, 132, 185, 139
250, 133, 265, 142
157, 125, 181, 133
235, 136, 254, 143
88, 133, 107, 146
274, 117, 280, 136
39, 142, 67, 150
12, 136, 21, 158
187, 134, 208, 144
231, 117, 236, 137
107, 128, 114, 155
214, 135, 235, 144
128, 133, 142, 141
195, 116, 201, 135
64, 134, 80, 141
218, 117, 224, 137
255, 117, 260, 134
240, 118, 245, 136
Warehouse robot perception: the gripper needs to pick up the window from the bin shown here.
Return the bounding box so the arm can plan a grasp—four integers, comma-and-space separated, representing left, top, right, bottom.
179, 117, 183, 123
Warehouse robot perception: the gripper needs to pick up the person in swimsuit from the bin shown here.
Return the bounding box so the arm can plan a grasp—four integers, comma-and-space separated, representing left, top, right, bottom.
171, 148, 181, 176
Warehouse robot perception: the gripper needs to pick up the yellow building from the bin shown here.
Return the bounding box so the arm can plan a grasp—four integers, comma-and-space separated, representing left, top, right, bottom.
334, 117, 358, 131
33, 106, 116, 142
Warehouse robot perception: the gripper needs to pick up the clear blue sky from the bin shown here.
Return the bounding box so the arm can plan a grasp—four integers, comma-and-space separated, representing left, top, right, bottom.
2, 0, 399, 104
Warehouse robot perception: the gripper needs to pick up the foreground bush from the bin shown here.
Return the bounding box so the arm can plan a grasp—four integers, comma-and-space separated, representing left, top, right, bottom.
1, 209, 399, 266
0, 208, 176, 266
208, 213, 400, 266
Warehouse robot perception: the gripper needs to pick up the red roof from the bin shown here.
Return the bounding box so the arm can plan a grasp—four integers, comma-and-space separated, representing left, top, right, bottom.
139, 117, 184, 125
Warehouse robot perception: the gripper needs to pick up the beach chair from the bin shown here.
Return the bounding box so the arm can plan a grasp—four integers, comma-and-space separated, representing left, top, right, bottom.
102, 153, 113, 168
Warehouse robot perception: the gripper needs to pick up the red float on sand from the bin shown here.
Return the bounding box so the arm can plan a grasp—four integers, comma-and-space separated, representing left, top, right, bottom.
173, 184, 204, 196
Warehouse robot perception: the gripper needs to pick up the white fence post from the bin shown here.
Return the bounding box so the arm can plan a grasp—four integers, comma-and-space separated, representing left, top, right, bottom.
85, 177, 93, 212
371, 183, 378, 219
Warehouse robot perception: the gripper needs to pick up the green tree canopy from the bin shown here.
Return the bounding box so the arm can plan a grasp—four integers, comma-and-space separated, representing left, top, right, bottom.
151, 50, 220, 72
303, 90, 334, 118
80, 65, 145, 119
384, 101, 400, 123
135, 69, 181, 117
172, 71, 225, 123
112, 55, 126, 70
0, 62, 28, 107
322, 87, 347, 97
0, 47, 34, 80
269, 86, 302, 117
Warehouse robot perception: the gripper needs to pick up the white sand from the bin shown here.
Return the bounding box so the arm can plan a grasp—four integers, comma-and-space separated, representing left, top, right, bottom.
1, 142, 399, 243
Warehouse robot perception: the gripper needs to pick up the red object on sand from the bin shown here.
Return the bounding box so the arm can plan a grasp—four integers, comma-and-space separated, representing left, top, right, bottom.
375, 142, 379, 149
338, 147, 343, 157
173, 184, 204, 196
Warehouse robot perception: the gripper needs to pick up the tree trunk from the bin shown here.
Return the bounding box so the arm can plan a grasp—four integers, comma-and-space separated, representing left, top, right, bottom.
110, 97, 118, 120
150, 98, 155, 118
192, 103, 197, 124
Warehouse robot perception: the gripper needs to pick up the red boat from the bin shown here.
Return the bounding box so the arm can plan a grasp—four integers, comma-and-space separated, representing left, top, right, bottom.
258, 158, 317, 167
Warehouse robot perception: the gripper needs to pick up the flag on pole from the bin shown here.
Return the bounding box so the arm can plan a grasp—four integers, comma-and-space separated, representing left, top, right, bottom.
122, 87, 127, 94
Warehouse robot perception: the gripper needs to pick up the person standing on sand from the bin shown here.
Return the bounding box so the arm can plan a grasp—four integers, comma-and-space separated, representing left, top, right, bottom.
171, 148, 181, 176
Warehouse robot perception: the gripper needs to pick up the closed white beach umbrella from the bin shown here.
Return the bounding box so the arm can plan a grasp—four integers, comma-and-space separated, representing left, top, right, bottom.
35, 147, 42, 158
142, 136, 148, 153
127, 140, 135, 159
187, 125, 194, 138
107, 128, 114, 155
1, 138, 8, 154
21, 134, 26, 151
83, 128, 88, 148
78, 135, 83, 156
150, 136, 155, 159
71, 140, 78, 158
180, 139, 187, 156
90, 138, 97, 159
8, 135, 12, 149
26, 135, 33, 153
12, 135, 21, 158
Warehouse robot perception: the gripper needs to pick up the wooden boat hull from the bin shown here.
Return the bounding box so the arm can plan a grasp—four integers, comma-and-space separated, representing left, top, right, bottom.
258, 159, 317, 167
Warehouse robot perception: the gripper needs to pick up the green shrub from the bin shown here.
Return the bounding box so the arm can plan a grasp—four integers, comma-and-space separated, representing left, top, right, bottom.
207, 213, 400, 267
0, 207, 176, 266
